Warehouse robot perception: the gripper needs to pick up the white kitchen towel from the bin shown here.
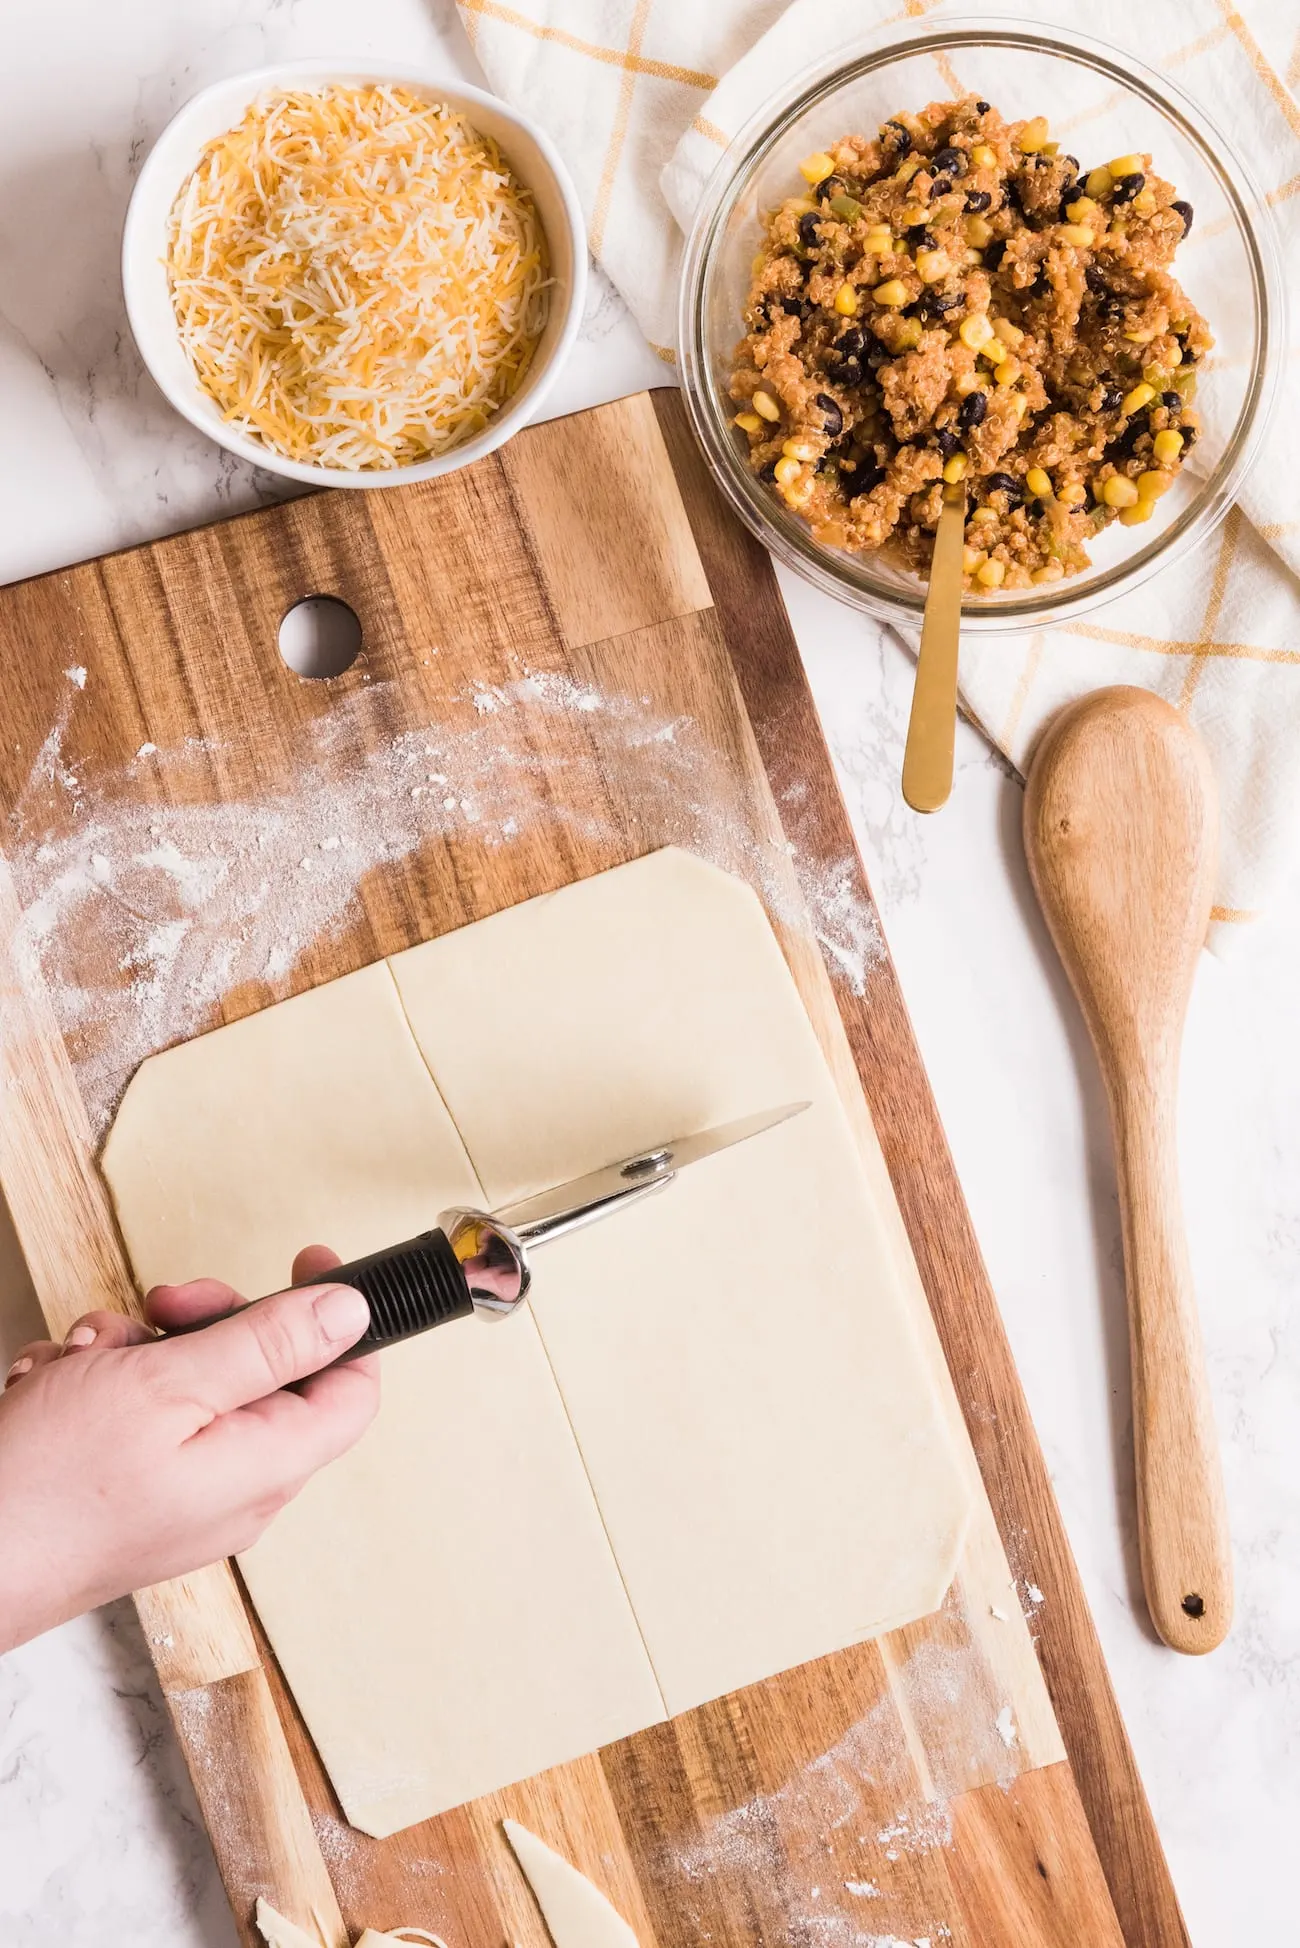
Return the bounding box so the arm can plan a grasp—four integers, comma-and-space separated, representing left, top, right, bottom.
456, 0, 1300, 953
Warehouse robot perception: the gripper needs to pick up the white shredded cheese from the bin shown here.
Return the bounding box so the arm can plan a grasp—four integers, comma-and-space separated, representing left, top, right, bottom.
166, 84, 550, 470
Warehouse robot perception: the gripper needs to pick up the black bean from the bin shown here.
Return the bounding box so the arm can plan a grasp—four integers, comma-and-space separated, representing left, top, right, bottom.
935, 428, 960, 458
1084, 264, 1110, 296
833, 326, 867, 358
1161, 390, 1182, 410
818, 175, 846, 202
906, 225, 937, 247
857, 465, 887, 493
778, 296, 810, 317
1100, 384, 1124, 413
798, 211, 823, 249
964, 188, 991, 214
1026, 498, 1045, 520
1063, 155, 1080, 173
1182, 424, 1198, 447
932, 145, 965, 177
759, 460, 777, 482
815, 393, 844, 436
1172, 199, 1194, 236
929, 177, 952, 199
984, 471, 1023, 503
826, 355, 863, 387
984, 239, 1008, 272
883, 119, 912, 155
1111, 172, 1145, 204
958, 389, 987, 431
923, 291, 963, 315
976, 100, 991, 114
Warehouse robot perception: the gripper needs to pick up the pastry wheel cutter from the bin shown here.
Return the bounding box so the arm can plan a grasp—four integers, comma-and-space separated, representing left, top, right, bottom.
292, 1099, 810, 1359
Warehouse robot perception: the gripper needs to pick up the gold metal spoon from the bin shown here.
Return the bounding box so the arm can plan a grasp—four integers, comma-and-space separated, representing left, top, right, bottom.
902, 484, 966, 813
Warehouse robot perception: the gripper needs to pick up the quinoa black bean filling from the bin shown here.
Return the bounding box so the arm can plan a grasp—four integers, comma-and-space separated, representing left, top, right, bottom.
729, 96, 1212, 592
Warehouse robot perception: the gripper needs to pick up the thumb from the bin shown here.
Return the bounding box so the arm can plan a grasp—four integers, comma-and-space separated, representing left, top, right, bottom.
150, 1282, 371, 1415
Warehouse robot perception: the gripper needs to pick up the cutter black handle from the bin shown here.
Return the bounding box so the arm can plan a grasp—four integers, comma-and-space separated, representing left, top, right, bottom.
297, 1228, 474, 1359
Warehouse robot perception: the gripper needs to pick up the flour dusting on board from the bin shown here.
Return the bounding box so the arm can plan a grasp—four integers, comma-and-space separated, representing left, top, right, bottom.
3, 671, 882, 1137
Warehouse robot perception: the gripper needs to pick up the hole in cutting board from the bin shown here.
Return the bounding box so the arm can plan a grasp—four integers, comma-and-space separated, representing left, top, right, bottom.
278, 596, 363, 679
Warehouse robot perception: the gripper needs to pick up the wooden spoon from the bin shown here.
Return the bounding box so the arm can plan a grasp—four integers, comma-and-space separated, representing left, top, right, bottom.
1023, 686, 1232, 1654
902, 485, 966, 812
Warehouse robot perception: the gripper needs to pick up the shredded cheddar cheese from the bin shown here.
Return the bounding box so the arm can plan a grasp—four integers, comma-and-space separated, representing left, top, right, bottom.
166, 85, 550, 471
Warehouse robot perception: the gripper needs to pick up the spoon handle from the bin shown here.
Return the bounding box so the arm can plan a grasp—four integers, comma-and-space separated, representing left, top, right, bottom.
1113, 1070, 1233, 1653
902, 486, 965, 813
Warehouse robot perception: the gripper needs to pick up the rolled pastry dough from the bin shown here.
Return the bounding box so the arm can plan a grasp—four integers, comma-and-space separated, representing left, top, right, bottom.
102, 850, 970, 1836
504, 1821, 639, 1948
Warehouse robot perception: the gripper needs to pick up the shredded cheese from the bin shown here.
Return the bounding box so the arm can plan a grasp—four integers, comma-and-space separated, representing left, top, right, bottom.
166, 85, 550, 470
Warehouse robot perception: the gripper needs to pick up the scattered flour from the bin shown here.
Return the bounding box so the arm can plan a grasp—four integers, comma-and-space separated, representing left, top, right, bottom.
4, 671, 884, 1138
65, 665, 87, 689
995, 1706, 1018, 1749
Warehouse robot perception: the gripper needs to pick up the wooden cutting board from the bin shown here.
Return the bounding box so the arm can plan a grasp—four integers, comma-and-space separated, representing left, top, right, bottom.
0, 390, 1187, 1948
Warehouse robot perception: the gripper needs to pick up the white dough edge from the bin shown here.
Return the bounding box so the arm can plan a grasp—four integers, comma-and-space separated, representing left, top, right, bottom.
504, 1820, 641, 1947
254, 1895, 449, 1948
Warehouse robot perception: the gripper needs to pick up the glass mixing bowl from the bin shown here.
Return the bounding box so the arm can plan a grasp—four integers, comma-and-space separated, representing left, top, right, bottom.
678, 18, 1284, 633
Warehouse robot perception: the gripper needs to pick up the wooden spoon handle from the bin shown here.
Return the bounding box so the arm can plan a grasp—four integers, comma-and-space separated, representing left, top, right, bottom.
1113, 1074, 1232, 1653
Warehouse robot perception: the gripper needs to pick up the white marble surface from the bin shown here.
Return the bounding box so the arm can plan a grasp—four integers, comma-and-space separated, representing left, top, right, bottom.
0, 4, 1294, 1945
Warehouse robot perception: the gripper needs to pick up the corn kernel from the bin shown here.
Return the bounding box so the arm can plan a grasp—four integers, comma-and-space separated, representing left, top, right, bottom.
865, 224, 894, 250
1058, 481, 1087, 506
1142, 363, 1169, 388
1119, 498, 1155, 526
782, 438, 820, 462
993, 317, 1025, 348
1018, 116, 1050, 154
751, 389, 781, 422
977, 556, 1007, 586
1085, 165, 1114, 199
1059, 224, 1095, 247
942, 453, 968, 484
971, 506, 999, 525
834, 281, 861, 316
896, 317, 923, 349
897, 154, 922, 183
783, 478, 814, 508
799, 151, 836, 185
965, 214, 994, 247
954, 371, 985, 397
1042, 140, 1060, 158
1138, 469, 1174, 499
901, 202, 928, 227
751, 253, 767, 275
962, 545, 987, 573
979, 339, 1005, 364
872, 277, 908, 307
1026, 467, 1052, 499
971, 143, 997, 169
1032, 561, 1066, 583
1121, 382, 1156, 415
1153, 428, 1184, 464
773, 456, 803, 486
1132, 189, 1157, 215
993, 356, 1022, 385
915, 248, 951, 283
1166, 343, 1184, 368
1108, 153, 1145, 179
734, 412, 763, 434
1013, 392, 1031, 420
1123, 325, 1159, 345
1066, 197, 1100, 224
959, 312, 995, 351
964, 247, 985, 266
1102, 474, 1140, 508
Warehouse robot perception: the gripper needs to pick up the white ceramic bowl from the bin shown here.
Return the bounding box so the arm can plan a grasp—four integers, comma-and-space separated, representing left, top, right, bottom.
122, 60, 588, 488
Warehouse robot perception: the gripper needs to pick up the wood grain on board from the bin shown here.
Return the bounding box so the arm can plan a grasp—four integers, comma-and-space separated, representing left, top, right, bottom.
0, 390, 1185, 1948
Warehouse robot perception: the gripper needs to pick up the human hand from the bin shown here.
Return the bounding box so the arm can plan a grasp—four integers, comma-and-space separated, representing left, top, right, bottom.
0, 1246, 378, 1653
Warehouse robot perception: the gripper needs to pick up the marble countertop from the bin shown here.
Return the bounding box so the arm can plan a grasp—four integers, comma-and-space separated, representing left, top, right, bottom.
0, 4, 1294, 1944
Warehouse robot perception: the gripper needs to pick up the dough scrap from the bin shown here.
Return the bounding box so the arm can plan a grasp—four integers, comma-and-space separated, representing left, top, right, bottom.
103, 850, 971, 1835
254, 1899, 449, 1948
504, 1820, 639, 1948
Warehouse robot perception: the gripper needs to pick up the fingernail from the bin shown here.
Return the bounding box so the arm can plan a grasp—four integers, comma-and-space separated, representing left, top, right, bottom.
63, 1325, 98, 1351
312, 1285, 371, 1343
5, 1357, 33, 1385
